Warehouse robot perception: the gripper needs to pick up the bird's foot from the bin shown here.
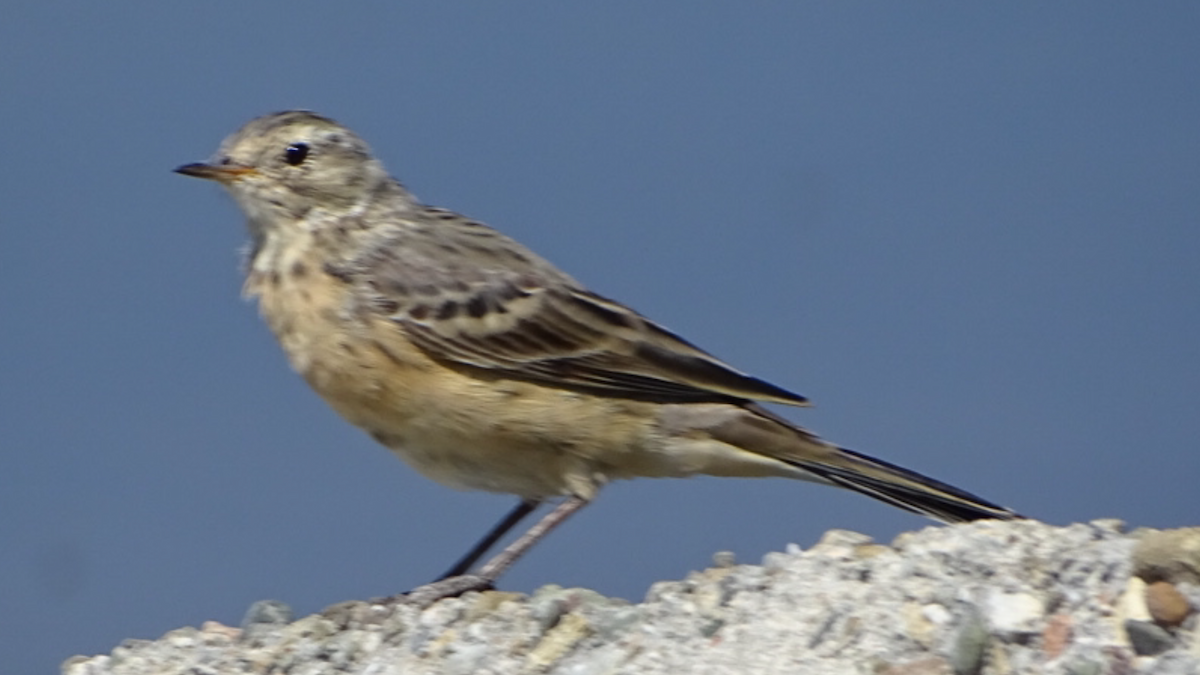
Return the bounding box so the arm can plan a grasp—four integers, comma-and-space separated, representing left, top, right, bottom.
389, 574, 496, 609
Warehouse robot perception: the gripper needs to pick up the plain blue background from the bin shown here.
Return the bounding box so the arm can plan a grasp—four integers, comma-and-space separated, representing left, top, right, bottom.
3, 4, 1198, 673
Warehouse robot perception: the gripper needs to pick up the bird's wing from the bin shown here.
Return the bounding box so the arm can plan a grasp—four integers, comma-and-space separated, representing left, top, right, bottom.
347, 213, 808, 406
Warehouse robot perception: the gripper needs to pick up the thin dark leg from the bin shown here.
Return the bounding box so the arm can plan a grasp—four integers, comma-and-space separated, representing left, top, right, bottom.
437, 498, 540, 580
475, 495, 589, 583
402, 496, 591, 608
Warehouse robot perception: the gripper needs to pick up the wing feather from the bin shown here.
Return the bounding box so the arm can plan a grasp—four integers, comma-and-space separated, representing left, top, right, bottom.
345, 212, 809, 406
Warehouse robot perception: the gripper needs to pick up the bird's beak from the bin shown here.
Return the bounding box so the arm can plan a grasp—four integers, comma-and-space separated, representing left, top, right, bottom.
174, 162, 258, 184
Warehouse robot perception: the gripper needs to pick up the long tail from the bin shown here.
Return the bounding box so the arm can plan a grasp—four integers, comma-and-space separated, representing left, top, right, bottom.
705, 404, 1021, 523
787, 445, 1020, 523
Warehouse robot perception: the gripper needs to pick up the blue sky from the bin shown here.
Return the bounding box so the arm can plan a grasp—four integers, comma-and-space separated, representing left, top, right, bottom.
3, 4, 1198, 673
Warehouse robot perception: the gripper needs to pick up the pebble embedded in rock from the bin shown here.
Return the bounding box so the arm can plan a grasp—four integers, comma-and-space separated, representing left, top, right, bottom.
984, 590, 1043, 636
1145, 581, 1191, 628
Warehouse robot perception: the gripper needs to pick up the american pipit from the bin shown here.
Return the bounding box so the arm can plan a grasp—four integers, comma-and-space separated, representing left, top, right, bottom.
176, 111, 1019, 602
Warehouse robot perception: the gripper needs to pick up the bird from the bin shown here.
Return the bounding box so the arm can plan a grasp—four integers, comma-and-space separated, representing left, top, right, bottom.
175, 110, 1019, 603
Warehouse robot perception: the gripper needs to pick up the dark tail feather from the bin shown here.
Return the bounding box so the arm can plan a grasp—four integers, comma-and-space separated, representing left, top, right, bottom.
792, 447, 1022, 523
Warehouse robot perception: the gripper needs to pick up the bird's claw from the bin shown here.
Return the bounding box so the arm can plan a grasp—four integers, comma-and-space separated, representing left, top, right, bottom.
397, 574, 496, 608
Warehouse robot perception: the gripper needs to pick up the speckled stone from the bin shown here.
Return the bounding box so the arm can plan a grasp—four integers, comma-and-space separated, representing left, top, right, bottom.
61, 520, 1200, 675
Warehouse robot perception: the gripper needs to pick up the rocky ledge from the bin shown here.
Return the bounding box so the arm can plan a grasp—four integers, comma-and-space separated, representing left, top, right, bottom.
64, 520, 1199, 674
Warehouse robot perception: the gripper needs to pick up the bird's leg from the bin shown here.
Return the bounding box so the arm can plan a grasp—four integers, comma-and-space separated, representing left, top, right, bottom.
473, 495, 588, 582
437, 498, 541, 580
403, 495, 590, 607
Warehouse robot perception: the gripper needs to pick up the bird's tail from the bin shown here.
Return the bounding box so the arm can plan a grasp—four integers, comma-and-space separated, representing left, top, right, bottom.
787, 445, 1020, 523
702, 404, 1021, 523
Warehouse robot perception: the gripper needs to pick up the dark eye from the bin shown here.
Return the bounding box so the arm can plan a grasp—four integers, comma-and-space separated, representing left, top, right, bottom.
284, 142, 310, 166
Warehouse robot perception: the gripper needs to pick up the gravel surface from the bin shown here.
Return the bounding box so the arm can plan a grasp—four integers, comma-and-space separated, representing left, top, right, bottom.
63, 520, 1200, 674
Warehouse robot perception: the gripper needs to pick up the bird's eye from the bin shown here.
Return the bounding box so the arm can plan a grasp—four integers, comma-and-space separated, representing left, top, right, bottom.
284, 142, 310, 166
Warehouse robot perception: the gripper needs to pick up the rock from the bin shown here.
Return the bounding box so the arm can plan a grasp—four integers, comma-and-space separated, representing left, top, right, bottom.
1117, 577, 1152, 623
1125, 619, 1175, 656
1132, 527, 1200, 585
1145, 581, 1191, 628
1041, 614, 1072, 660
984, 590, 1043, 637
948, 604, 988, 675
62, 520, 1200, 675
